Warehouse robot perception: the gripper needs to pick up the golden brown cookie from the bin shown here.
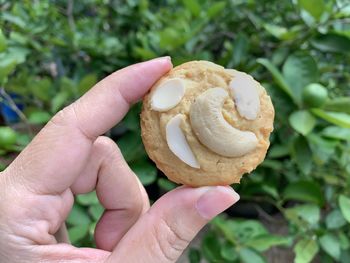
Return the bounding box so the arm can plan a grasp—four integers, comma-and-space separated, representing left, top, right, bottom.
141, 61, 274, 186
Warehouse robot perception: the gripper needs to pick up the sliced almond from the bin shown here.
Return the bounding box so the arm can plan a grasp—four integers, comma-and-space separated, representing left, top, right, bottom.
151, 78, 185, 111
229, 71, 260, 120
166, 114, 200, 169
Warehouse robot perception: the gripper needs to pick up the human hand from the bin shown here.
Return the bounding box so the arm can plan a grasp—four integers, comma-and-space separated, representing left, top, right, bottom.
0, 57, 239, 263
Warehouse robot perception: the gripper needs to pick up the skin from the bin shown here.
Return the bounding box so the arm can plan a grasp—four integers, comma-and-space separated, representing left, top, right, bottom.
0, 57, 239, 263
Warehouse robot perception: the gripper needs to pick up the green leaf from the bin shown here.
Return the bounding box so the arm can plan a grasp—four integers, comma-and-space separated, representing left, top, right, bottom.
182, 0, 201, 17
311, 109, 350, 128
117, 132, 147, 162
325, 97, 350, 114
319, 233, 341, 260
321, 126, 350, 141
1, 13, 26, 28
157, 178, 177, 192
282, 52, 319, 104
76, 191, 99, 206
293, 136, 312, 175
245, 234, 292, 252
130, 159, 157, 186
0, 56, 17, 82
221, 242, 238, 261
188, 248, 201, 263
283, 181, 324, 206
201, 232, 223, 262
30, 77, 52, 102
0, 29, 7, 52
294, 238, 319, 263
263, 24, 288, 39
339, 195, 350, 223
66, 204, 91, 226
268, 144, 290, 158
28, 111, 51, 124
51, 91, 70, 113
89, 204, 104, 221
325, 210, 347, 229
231, 33, 249, 66
207, 1, 226, 18
285, 204, 321, 226
289, 110, 316, 135
78, 74, 97, 96
297, 0, 325, 19
122, 103, 141, 131
68, 225, 89, 244
257, 58, 296, 104
239, 247, 266, 263
311, 33, 350, 54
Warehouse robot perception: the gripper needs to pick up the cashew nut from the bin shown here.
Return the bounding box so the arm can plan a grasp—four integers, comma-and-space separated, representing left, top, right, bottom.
189, 88, 258, 157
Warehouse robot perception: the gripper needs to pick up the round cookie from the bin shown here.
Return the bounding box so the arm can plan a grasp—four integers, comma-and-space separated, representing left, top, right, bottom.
141, 61, 274, 186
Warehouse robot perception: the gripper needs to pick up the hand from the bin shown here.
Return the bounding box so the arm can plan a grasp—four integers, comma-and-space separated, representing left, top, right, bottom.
0, 57, 239, 263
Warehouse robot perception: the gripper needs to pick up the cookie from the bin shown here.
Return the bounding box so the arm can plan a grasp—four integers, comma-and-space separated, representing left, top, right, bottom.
141, 61, 274, 187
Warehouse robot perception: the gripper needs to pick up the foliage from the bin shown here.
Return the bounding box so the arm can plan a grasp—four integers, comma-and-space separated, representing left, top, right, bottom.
1, 0, 350, 262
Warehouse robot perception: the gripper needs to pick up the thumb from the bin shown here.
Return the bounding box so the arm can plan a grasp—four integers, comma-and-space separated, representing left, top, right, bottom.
107, 186, 239, 263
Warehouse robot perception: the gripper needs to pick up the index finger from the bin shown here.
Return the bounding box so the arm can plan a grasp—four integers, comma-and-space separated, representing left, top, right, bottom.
6, 57, 172, 194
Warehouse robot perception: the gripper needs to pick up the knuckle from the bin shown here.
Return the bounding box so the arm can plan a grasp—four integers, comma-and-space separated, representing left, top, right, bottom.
153, 217, 190, 262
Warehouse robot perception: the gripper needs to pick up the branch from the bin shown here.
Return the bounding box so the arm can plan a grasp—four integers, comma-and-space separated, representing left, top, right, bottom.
67, 0, 76, 32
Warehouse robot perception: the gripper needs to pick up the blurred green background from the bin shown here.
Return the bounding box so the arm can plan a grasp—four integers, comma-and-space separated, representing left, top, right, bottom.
0, 0, 350, 262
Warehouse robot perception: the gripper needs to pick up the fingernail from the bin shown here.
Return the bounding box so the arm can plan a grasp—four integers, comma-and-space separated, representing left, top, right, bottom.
153, 56, 171, 62
195, 186, 240, 220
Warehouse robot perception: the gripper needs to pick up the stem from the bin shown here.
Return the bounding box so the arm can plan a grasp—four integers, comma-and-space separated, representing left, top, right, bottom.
67, 0, 76, 32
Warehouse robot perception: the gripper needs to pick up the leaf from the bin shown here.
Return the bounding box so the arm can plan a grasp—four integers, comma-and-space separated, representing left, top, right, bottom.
289, 110, 316, 135
207, 1, 226, 18
293, 136, 313, 175
66, 204, 91, 226
297, 0, 325, 19
0, 56, 17, 82
76, 191, 99, 206
283, 181, 324, 206
188, 248, 201, 263
130, 159, 157, 186
157, 178, 177, 191
311, 33, 350, 54
0, 29, 7, 52
1, 13, 26, 28
311, 109, 350, 128
339, 195, 350, 223
68, 225, 89, 244
28, 111, 51, 124
257, 58, 296, 104
326, 210, 347, 229
324, 97, 350, 114
245, 234, 292, 252
51, 91, 70, 113
30, 77, 52, 102
231, 33, 249, 66
319, 233, 341, 260
89, 204, 104, 221
201, 232, 223, 262
78, 74, 97, 96
268, 144, 290, 158
117, 132, 147, 162
285, 204, 321, 226
122, 103, 141, 131
321, 126, 350, 141
239, 247, 266, 263
282, 52, 319, 104
294, 238, 319, 263
220, 242, 238, 261
182, 0, 201, 17
263, 24, 288, 39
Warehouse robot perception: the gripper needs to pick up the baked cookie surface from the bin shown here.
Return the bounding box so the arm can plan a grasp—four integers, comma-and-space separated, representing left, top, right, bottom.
141, 61, 274, 186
